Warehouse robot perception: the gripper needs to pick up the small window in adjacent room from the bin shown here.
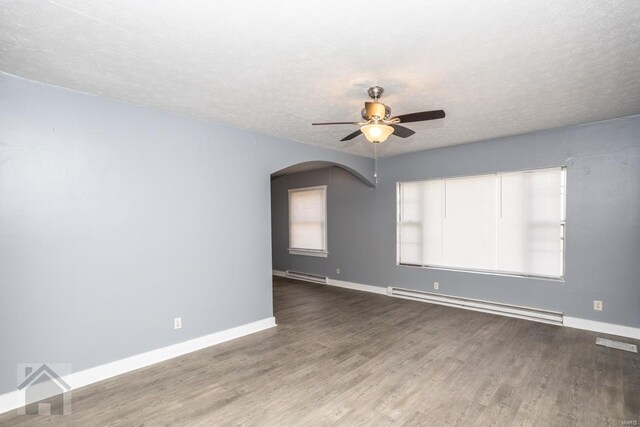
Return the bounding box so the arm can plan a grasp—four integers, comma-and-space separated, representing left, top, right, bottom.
397, 167, 566, 279
288, 185, 328, 257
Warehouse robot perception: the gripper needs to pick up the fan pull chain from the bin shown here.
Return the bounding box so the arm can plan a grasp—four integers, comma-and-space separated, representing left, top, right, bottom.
374, 143, 378, 184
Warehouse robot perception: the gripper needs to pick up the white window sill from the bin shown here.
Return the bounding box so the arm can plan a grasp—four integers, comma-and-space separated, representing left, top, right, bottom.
397, 263, 565, 282
288, 249, 328, 258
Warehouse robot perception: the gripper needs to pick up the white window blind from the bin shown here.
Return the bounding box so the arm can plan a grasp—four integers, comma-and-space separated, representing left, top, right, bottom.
289, 186, 327, 255
397, 167, 566, 279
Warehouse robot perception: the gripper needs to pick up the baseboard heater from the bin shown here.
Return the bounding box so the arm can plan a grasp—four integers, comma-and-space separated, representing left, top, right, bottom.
387, 286, 563, 325
285, 270, 328, 284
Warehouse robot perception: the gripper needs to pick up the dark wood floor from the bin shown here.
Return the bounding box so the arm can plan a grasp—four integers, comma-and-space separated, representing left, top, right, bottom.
2, 276, 639, 426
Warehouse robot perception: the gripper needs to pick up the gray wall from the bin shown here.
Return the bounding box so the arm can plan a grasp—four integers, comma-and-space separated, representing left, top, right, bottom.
0, 72, 373, 395
272, 116, 640, 329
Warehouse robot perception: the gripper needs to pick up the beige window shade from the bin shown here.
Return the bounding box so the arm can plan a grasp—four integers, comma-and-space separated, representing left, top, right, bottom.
289, 186, 327, 253
398, 167, 566, 279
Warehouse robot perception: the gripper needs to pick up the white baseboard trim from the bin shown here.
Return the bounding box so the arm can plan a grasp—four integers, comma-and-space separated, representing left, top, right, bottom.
326, 278, 388, 295
272, 270, 286, 277
564, 317, 640, 340
0, 317, 276, 416
276, 269, 640, 341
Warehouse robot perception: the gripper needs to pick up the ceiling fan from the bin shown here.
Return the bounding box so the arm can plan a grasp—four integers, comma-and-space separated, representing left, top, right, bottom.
312, 86, 445, 144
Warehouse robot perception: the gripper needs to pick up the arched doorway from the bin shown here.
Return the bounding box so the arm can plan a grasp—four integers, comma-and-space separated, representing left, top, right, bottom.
269, 160, 374, 313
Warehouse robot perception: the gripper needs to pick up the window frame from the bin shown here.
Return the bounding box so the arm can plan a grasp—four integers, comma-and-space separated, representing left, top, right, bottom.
288, 185, 328, 257
396, 167, 567, 281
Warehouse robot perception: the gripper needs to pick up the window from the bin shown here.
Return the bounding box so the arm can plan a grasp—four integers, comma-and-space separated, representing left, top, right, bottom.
397, 167, 566, 279
288, 186, 328, 257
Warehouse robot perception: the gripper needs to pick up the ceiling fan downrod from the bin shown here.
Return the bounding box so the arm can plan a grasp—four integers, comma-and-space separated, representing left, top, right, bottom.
367, 86, 384, 102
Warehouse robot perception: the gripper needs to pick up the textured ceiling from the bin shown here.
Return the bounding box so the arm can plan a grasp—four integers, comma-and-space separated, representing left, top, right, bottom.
2, 1, 639, 158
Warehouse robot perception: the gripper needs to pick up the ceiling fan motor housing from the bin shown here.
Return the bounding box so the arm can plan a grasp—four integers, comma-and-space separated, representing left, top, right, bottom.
363, 102, 391, 120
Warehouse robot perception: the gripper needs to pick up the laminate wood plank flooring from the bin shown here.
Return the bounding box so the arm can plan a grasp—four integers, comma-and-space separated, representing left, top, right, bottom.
2, 276, 638, 426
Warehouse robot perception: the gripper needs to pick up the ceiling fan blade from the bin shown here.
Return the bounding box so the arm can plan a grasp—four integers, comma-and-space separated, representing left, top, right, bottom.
312, 121, 359, 125
390, 124, 415, 138
393, 110, 445, 123
340, 129, 362, 141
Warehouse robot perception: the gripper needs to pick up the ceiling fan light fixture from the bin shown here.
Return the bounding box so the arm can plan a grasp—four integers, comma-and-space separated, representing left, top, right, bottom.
361, 124, 394, 143
312, 86, 445, 144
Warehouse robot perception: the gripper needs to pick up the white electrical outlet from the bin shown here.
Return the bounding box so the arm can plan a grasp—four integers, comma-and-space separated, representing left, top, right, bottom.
434, 282, 439, 290
336, 268, 341, 275
174, 317, 182, 329
593, 301, 603, 311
